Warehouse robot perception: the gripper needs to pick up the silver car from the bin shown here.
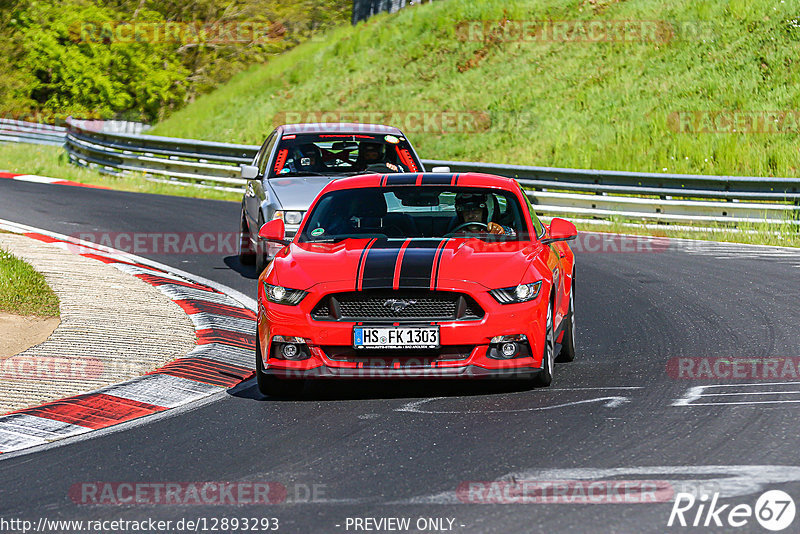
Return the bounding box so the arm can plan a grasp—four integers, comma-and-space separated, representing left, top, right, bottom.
238, 123, 425, 272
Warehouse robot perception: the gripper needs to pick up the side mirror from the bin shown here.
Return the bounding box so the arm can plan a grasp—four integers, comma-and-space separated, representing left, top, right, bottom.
541, 218, 577, 245
431, 166, 451, 172
258, 219, 289, 245
241, 164, 259, 179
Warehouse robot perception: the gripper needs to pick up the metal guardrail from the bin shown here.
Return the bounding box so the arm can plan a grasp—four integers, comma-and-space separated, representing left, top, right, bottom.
5, 117, 799, 225
0, 119, 66, 146
64, 120, 256, 192
423, 159, 800, 224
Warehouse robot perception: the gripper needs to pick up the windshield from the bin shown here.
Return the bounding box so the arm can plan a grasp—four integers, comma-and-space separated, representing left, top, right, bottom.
299, 187, 530, 242
269, 133, 422, 178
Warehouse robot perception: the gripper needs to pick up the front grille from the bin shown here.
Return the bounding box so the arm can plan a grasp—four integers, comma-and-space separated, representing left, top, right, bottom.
311, 290, 483, 321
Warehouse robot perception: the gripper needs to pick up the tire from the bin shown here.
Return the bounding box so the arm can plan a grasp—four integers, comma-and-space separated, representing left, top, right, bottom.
556, 279, 576, 363
238, 209, 256, 265
256, 336, 305, 397
255, 214, 268, 274
532, 301, 555, 387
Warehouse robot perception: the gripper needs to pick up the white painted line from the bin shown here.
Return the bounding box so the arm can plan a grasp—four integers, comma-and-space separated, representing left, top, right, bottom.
185, 343, 254, 369
0, 430, 48, 453
697, 390, 800, 397
0, 414, 91, 439
396, 396, 631, 414
691, 381, 800, 388
11, 175, 61, 184
155, 284, 244, 307
673, 382, 800, 406
683, 400, 800, 406
188, 313, 255, 335
99, 374, 222, 408
112, 263, 184, 280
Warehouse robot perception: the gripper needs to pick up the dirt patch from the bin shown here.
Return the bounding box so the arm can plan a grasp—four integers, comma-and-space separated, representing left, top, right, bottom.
0, 312, 59, 359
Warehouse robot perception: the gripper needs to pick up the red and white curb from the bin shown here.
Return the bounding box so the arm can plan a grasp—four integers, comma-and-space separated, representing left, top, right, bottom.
0, 171, 110, 189
0, 220, 256, 455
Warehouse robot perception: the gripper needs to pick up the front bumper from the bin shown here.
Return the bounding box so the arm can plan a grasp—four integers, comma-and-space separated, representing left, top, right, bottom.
257, 280, 549, 380
264, 364, 542, 380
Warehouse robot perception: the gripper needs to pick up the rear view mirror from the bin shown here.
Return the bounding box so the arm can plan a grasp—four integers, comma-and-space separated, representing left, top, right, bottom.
241, 164, 259, 179
331, 141, 359, 151
541, 218, 577, 245
431, 166, 451, 172
259, 219, 288, 245
395, 191, 440, 207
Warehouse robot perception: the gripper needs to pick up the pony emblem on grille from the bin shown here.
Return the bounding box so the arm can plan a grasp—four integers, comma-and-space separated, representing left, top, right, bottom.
383, 299, 418, 313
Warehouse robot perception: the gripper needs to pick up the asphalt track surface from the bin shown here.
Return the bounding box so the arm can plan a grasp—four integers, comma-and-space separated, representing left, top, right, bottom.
1, 179, 800, 533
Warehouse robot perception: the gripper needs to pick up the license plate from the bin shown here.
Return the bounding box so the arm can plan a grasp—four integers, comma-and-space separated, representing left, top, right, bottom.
353, 326, 440, 349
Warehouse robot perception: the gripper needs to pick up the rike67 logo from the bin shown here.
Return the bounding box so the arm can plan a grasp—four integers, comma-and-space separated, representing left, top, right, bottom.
668, 490, 796, 531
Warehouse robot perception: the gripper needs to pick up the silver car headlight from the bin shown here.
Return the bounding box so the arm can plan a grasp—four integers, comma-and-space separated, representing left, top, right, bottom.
273, 211, 304, 225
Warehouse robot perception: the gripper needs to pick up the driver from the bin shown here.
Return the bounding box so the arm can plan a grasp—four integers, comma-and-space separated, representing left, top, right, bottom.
452, 192, 515, 235
357, 142, 402, 172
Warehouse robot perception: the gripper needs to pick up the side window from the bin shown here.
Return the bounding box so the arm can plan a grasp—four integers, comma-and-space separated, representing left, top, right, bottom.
522, 189, 545, 238
257, 132, 277, 176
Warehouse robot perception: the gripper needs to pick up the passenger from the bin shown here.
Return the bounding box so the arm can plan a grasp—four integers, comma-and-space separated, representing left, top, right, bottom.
294, 144, 323, 172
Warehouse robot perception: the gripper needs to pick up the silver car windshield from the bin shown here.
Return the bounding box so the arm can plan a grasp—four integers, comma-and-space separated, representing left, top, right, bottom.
269, 134, 421, 177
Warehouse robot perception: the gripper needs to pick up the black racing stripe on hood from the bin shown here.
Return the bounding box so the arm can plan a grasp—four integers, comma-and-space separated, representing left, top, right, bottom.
432, 239, 449, 290
361, 239, 402, 289
397, 239, 445, 288
384, 174, 418, 186
421, 174, 453, 185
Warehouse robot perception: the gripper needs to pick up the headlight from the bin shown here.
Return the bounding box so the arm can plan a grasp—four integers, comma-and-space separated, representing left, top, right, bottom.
489, 281, 542, 304
273, 211, 303, 225
263, 283, 307, 305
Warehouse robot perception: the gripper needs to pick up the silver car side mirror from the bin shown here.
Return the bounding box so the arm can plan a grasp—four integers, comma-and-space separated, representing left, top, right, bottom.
431, 166, 451, 172
241, 164, 259, 179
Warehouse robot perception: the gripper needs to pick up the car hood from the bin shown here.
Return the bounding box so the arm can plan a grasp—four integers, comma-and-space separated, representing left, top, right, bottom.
270, 238, 543, 291
267, 175, 341, 210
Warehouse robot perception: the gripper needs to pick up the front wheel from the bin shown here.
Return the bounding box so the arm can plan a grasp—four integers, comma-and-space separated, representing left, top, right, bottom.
256, 336, 305, 397
556, 281, 576, 363
255, 215, 269, 274
238, 209, 256, 265
532, 302, 555, 387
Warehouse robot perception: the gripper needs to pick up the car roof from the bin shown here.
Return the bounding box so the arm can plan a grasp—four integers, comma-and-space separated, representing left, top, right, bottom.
321, 172, 519, 193
278, 123, 404, 135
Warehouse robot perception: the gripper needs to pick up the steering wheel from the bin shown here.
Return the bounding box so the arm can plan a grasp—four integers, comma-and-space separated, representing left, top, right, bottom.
364, 162, 405, 173
449, 222, 489, 233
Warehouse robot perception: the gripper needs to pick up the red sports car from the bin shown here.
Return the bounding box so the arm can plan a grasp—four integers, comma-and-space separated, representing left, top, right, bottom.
255, 172, 577, 396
